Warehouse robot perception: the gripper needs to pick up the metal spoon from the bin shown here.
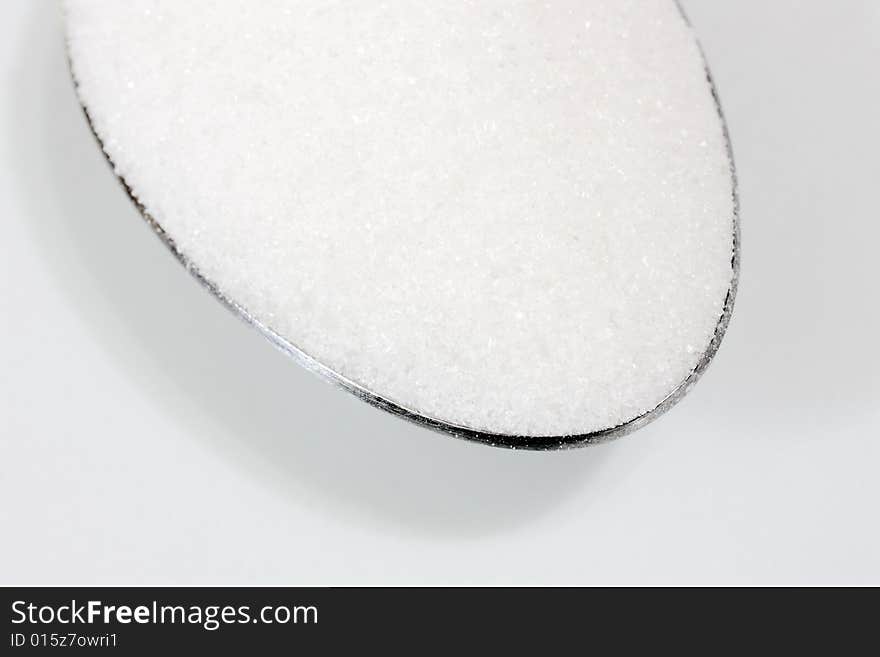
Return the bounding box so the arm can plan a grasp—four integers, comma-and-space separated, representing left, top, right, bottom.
68, 2, 739, 450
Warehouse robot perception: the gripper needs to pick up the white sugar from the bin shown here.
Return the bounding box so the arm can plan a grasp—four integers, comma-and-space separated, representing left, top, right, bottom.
66, 0, 735, 438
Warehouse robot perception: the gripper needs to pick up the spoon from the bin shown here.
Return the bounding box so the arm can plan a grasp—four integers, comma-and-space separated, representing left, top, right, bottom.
66, 0, 739, 450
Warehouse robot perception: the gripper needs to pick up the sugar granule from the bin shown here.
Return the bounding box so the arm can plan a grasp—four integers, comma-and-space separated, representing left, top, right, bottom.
66, 0, 736, 437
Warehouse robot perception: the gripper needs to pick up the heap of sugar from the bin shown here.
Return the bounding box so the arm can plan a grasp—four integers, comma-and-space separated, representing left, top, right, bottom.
66, 0, 736, 438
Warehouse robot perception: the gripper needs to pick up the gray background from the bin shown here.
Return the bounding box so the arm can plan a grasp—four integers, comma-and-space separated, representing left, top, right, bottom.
1, 0, 878, 585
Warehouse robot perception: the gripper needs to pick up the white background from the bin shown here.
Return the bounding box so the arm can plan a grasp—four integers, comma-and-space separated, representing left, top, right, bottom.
1, 1, 878, 585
